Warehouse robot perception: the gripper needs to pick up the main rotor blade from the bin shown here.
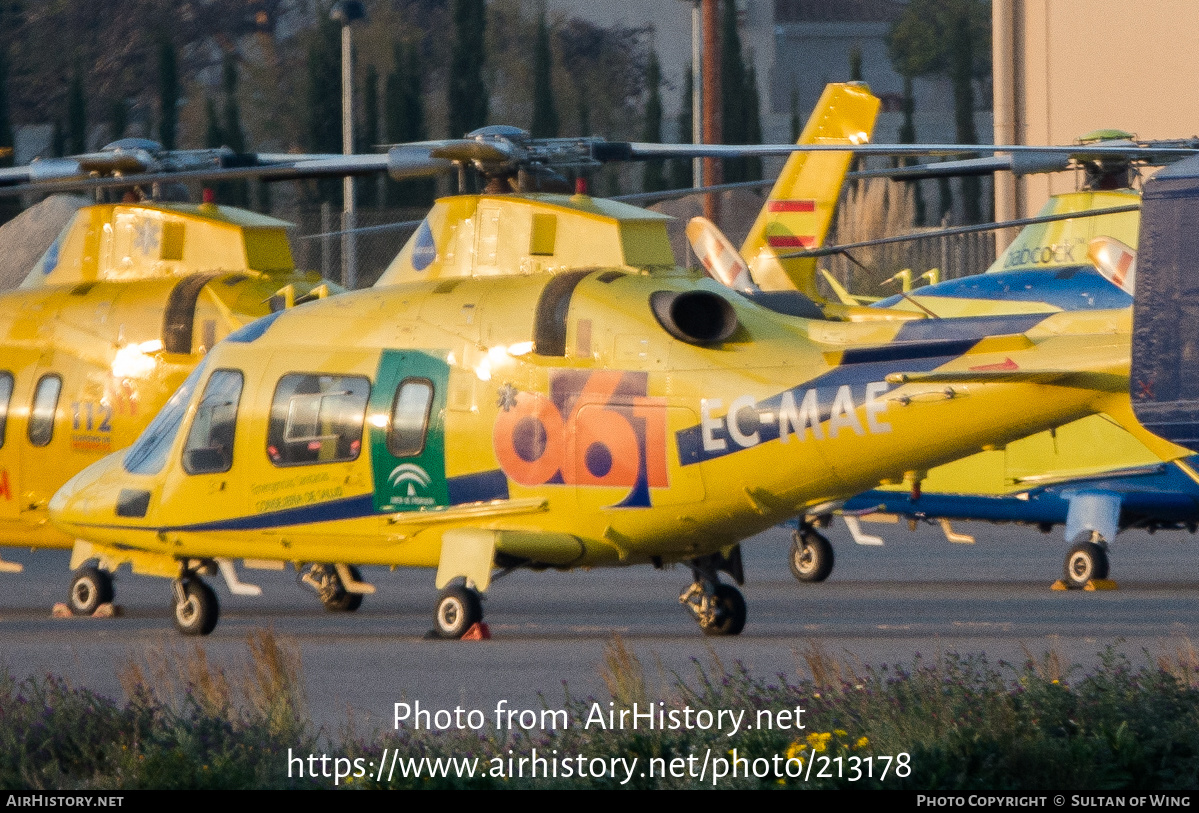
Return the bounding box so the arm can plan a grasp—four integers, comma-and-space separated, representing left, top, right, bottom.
780, 204, 1142, 259
615, 141, 1199, 161
0, 153, 398, 197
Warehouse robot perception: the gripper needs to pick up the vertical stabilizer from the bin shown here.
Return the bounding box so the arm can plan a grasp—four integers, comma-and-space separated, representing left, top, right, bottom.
740, 83, 879, 297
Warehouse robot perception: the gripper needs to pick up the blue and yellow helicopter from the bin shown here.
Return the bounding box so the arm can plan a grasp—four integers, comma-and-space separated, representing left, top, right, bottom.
46, 85, 1199, 638
759, 137, 1199, 590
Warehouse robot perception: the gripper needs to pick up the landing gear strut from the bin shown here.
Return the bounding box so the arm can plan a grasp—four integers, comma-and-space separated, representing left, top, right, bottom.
172, 574, 219, 636
679, 552, 746, 636
301, 563, 365, 612
789, 527, 834, 583
67, 565, 114, 615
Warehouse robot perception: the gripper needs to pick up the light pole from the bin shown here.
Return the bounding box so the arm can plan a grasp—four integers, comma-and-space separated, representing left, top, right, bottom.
332, 0, 366, 289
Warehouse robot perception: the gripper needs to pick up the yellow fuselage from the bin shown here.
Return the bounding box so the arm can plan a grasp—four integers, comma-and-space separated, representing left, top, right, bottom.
51, 269, 1141, 575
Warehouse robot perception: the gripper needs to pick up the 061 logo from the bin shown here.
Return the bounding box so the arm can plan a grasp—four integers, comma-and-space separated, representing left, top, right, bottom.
493, 370, 667, 507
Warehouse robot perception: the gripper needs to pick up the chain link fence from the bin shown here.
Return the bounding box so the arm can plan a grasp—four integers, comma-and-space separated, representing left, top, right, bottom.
272, 178, 996, 295
277, 203, 426, 289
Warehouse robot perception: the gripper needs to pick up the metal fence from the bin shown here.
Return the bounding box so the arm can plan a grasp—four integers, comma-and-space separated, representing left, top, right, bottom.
273, 178, 997, 295
279, 203, 425, 289
819, 178, 997, 300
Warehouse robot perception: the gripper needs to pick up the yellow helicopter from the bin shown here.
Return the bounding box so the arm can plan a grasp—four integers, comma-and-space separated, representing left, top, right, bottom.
0, 138, 463, 614
0, 86, 879, 619
47, 85, 1197, 638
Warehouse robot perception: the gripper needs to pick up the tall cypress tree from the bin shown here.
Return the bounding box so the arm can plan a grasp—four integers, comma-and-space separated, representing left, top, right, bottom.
305, 17, 342, 203
898, 75, 925, 225
849, 44, 864, 82
447, 0, 488, 137
67, 64, 86, 155
641, 46, 666, 193
720, 0, 747, 182
0, 47, 17, 224
204, 97, 223, 148
949, 6, 981, 224
530, 11, 558, 138
220, 55, 248, 205
157, 39, 178, 150
386, 40, 432, 206
668, 67, 693, 190
51, 120, 65, 158
743, 61, 762, 181
110, 99, 127, 142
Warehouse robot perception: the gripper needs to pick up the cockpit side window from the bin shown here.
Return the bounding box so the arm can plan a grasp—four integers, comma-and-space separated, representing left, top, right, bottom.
125, 359, 210, 475
387, 378, 433, 457
27, 375, 61, 448
182, 369, 244, 475
267, 373, 370, 467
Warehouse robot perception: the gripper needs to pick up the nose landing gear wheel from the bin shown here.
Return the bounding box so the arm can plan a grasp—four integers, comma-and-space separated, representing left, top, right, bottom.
433, 585, 482, 639
1063, 541, 1109, 589
68, 566, 114, 615
173, 578, 219, 635
789, 530, 834, 583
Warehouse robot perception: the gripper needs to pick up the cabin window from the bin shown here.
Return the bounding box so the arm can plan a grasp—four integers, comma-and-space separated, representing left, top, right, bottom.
0, 372, 13, 448
27, 375, 61, 448
125, 359, 209, 475
182, 369, 244, 475
387, 378, 433, 457
267, 373, 370, 467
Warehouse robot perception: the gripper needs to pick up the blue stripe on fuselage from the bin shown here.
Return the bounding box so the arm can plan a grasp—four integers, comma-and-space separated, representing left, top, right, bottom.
875, 267, 1132, 312
94, 469, 513, 533
676, 313, 1054, 467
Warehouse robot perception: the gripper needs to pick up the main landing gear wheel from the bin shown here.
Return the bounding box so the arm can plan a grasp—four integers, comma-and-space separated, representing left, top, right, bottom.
309, 564, 364, 612
173, 578, 219, 636
789, 529, 834, 583
433, 585, 483, 639
701, 584, 747, 636
679, 554, 747, 637
67, 566, 114, 615
1063, 541, 1109, 589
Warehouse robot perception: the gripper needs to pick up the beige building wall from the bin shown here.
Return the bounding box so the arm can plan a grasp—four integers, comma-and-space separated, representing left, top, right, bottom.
998, 0, 1199, 219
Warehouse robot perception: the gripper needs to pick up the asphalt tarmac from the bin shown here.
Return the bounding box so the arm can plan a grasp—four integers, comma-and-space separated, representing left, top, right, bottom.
1, 520, 1197, 732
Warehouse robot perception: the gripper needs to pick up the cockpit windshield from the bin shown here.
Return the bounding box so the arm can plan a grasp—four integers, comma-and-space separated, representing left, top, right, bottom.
123, 358, 211, 475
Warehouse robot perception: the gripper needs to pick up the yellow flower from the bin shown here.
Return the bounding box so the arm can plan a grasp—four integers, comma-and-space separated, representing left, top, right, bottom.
834, 728, 848, 737
855, 736, 869, 750
806, 732, 832, 753
785, 740, 805, 760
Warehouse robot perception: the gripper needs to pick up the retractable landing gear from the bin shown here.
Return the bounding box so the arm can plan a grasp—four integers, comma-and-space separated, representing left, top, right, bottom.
680, 553, 746, 636
1063, 537, 1110, 590
789, 527, 834, 583
301, 563, 365, 612
67, 566, 114, 615
433, 584, 483, 639
172, 574, 219, 636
